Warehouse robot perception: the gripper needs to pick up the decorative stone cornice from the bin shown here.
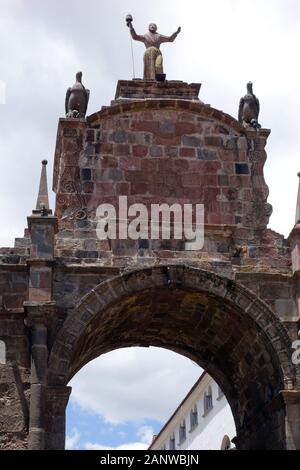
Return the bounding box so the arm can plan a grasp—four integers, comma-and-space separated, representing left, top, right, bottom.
24, 301, 56, 328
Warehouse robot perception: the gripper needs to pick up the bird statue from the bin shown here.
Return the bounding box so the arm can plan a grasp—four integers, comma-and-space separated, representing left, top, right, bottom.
65, 71, 90, 118
238, 82, 261, 129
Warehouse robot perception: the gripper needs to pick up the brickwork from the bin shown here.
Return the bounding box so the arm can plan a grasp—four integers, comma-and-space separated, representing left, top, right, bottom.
0, 80, 299, 450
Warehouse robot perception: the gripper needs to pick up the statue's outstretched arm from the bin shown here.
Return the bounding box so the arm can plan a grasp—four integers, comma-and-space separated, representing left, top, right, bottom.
128, 23, 145, 43
159, 26, 181, 43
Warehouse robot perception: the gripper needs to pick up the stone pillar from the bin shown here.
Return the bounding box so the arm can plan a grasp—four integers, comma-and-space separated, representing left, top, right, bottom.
233, 391, 300, 449
24, 303, 56, 450
45, 386, 72, 450
281, 390, 300, 450
24, 166, 58, 449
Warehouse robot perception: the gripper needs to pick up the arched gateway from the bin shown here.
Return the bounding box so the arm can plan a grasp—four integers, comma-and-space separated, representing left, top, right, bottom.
47, 264, 294, 450
0, 79, 300, 450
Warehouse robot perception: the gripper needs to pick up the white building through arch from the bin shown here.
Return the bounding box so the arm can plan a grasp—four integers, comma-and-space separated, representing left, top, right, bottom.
149, 372, 236, 450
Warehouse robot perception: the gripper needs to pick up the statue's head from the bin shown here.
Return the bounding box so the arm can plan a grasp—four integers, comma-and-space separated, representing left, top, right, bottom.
149, 23, 157, 33
247, 81, 253, 93
76, 71, 83, 82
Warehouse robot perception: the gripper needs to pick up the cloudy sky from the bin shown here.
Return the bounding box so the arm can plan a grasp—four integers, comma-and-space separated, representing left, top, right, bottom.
1, 0, 300, 450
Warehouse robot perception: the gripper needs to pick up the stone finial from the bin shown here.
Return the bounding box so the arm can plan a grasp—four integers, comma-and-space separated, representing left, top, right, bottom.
295, 172, 300, 225
35, 160, 51, 215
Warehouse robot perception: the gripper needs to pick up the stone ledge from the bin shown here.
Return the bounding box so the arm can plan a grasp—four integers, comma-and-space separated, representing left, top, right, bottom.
114, 79, 201, 103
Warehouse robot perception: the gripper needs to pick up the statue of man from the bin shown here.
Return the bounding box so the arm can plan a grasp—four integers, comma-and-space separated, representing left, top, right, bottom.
127, 17, 181, 80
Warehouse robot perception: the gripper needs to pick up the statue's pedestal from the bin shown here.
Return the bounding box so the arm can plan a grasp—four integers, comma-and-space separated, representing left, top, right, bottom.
112, 79, 201, 104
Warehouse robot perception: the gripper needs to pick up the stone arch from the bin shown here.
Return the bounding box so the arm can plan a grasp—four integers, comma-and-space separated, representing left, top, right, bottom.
87, 99, 254, 137
48, 264, 295, 449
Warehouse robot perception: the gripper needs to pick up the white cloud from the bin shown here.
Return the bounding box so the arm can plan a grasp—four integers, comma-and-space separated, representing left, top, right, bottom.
84, 441, 148, 451
84, 425, 154, 450
65, 428, 81, 450
137, 426, 155, 444
68, 347, 201, 424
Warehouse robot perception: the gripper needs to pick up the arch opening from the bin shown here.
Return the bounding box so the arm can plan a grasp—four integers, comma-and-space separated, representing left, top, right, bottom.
48, 265, 294, 449
65, 346, 236, 450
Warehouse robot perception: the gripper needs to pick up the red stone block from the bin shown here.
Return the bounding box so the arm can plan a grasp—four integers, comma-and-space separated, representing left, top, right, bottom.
172, 159, 190, 172
153, 134, 181, 146
131, 182, 150, 195
119, 157, 141, 172
220, 162, 235, 175
97, 142, 113, 154
182, 173, 202, 186
63, 140, 80, 152
114, 144, 130, 156
204, 174, 218, 186
95, 182, 115, 197
124, 171, 146, 183
141, 159, 158, 172
115, 182, 130, 195
205, 136, 224, 147
208, 213, 233, 224
39, 270, 52, 289
176, 122, 196, 135
229, 175, 252, 188
132, 145, 148, 158
100, 155, 118, 168
165, 172, 182, 187
204, 187, 221, 204
131, 120, 158, 133
64, 153, 79, 166
157, 159, 172, 172
86, 129, 95, 142
149, 183, 173, 197
180, 147, 196, 158
218, 150, 236, 162
183, 187, 204, 201
203, 161, 221, 173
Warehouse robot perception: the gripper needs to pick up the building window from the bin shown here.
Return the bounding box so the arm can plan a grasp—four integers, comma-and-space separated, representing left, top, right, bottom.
160, 443, 166, 451
169, 433, 175, 450
217, 385, 224, 399
0, 340, 6, 365
179, 420, 186, 444
190, 405, 198, 430
203, 386, 213, 415
221, 435, 231, 450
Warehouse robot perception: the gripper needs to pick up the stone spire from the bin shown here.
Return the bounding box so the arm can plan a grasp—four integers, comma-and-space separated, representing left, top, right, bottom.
295, 172, 300, 225
35, 160, 52, 215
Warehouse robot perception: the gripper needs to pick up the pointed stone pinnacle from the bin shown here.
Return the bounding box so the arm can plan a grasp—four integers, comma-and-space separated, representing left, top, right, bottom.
295, 172, 300, 225
35, 160, 50, 214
